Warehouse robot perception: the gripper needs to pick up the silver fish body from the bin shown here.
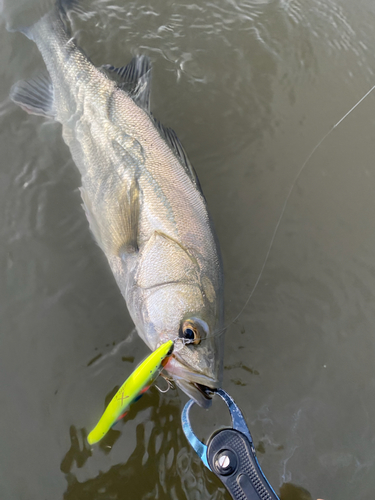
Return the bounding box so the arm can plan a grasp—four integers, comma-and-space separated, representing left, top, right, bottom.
11, 5, 224, 406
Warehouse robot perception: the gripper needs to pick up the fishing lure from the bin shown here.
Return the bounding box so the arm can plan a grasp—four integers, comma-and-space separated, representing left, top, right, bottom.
88, 340, 174, 445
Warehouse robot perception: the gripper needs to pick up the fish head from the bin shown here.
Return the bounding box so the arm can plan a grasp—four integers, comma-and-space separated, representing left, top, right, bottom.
139, 282, 224, 408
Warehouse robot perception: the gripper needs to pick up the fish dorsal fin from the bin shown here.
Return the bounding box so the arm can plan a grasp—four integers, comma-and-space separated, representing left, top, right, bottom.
153, 119, 201, 190
102, 55, 151, 112
102, 56, 201, 190
10, 73, 56, 117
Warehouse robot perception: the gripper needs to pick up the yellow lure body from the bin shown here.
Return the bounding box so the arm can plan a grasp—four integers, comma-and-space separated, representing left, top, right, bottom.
87, 340, 174, 445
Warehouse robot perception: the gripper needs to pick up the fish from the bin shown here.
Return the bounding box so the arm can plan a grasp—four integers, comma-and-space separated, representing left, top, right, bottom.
88, 340, 174, 445
10, 1, 224, 407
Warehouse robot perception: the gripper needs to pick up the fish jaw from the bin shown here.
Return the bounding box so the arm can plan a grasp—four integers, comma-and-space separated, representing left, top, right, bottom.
163, 352, 221, 408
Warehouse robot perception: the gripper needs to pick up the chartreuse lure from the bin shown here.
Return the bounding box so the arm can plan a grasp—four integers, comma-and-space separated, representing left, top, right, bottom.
88, 340, 174, 445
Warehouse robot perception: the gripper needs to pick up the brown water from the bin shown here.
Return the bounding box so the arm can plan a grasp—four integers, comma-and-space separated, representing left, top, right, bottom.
2, 0, 375, 499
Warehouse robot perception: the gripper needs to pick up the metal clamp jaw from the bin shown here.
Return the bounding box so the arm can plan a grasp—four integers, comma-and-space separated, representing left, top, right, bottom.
181, 388, 280, 500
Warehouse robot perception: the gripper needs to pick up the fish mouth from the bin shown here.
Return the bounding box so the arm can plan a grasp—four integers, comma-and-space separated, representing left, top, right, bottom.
164, 355, 219, 408
175, 380, 216, 408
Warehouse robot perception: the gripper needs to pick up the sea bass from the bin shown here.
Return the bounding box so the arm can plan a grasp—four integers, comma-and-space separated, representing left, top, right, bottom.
10, 2, 224, 407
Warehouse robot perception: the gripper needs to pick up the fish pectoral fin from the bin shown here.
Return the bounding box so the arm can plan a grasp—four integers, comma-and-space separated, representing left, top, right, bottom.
10, 73, 56, 118
101, 55, 151, 112
113, 179, 140, 255
80, 187, 106, 252
80, 180, 140, 256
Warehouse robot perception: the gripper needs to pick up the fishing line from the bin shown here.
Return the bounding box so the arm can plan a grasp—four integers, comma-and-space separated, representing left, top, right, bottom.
201, 82, 375, 342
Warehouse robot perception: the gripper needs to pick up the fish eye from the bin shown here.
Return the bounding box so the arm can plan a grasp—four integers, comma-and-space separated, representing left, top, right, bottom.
179, 320, 201, 345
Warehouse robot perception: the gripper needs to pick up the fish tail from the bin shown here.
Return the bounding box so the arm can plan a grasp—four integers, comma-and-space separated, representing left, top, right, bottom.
9, 0, 83, 117
5, 0, 81, 40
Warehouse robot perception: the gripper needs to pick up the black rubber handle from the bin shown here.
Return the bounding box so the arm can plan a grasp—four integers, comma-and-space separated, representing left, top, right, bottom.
207, 429, 280, 500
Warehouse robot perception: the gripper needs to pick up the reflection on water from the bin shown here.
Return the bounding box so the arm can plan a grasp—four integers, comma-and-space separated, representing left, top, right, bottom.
61, 393, 225, 500
2, 0, 375, 499
279, 483, 313, 500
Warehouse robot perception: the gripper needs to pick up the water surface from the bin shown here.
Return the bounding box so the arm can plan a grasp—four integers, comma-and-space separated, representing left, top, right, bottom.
2, 0, 375, 499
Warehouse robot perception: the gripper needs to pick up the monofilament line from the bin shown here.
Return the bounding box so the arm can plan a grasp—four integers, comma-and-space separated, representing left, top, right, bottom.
226, 82, 375, 330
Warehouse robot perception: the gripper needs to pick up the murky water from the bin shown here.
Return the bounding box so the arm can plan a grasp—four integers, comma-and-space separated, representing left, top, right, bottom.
2, 0, 375, 498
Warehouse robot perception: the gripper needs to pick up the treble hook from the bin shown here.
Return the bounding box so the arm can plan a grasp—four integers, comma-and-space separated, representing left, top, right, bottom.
154, 375, 175, 394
